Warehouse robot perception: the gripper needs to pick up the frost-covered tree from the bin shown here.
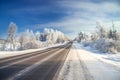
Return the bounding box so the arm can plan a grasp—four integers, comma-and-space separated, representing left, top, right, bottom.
29, 30, 36, 43
96, 22, 107, 38
78, 32, 83, 42
1, 25, 69, 51
19, 32, 27, 49
5, 22, 18, 50
44, 28, 68, 44
108, 29, 113, 39
91, 32, 98, 41
80, 21, 120, 54
75, 31, 89, 43
19, 29, 40, 50
24, 30, 38, 49
44, 28, 54, 45
35, 31, 41, 41
7, 22, 17, 42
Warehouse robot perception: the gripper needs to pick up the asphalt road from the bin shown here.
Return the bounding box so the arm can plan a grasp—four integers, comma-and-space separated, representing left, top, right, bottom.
0, 42, 72, 80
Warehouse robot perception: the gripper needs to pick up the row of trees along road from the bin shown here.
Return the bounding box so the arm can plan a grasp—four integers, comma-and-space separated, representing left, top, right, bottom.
75, 21, 120, 54
1, 22, 69, 51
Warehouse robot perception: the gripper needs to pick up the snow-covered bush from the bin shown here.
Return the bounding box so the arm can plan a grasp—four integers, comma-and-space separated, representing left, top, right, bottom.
82, 38, 118, 53
79, 21, 120, 54
82, 40, 93, 47
115, 41, 120, 52
94, 39, 117, 53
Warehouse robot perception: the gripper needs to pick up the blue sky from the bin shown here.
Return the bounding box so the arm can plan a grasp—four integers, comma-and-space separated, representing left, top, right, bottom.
0, 0, 120, 39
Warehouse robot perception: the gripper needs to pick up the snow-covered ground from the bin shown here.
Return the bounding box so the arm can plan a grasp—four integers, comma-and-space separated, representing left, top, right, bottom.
57, 45, 87, 80
77, 42, 120, 69
57, 42, 120, 80
0, 42, 67, 59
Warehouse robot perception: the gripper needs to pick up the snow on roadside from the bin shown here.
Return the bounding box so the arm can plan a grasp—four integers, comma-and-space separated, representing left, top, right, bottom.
57, 45, 86, 80
74, 43, 120, 80
75, 42, 120, 69
57, 42, 120, 80
0, 43, 67, 59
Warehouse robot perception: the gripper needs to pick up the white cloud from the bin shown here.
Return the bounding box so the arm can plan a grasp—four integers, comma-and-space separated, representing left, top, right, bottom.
30, 0, 120, 39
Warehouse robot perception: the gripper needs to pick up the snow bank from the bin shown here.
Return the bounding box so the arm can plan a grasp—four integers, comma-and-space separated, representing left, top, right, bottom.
82, 38, 118, 54
75, 42, 120, 69
75, 43, 120, 80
